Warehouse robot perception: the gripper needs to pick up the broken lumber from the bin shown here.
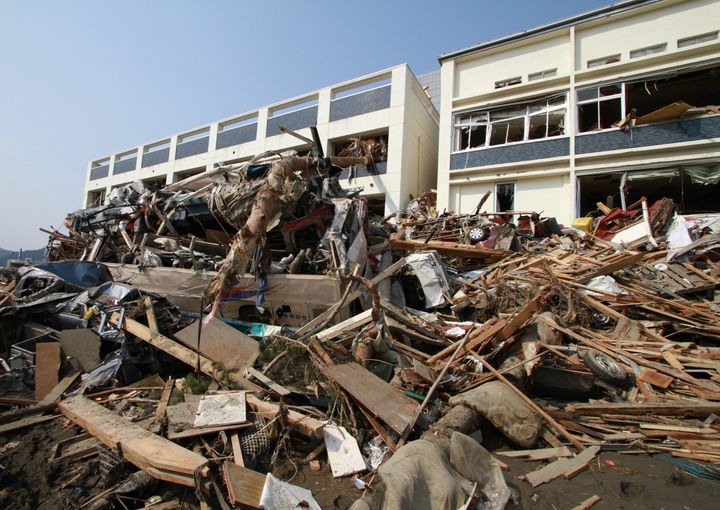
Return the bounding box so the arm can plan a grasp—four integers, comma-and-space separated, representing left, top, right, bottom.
524, 445, 600, 487
321, 362, 419, 434
246, 395, 324, 438
58, 395, 206, 487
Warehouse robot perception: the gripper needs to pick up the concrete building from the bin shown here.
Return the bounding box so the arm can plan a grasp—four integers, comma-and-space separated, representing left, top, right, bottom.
84, 64, 439, 216
437, 0, 720, 224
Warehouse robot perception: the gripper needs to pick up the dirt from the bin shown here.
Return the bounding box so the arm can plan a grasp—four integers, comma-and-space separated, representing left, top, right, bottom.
0, 420, 102, 509
501, 451, 720, 509
3, 419, 720, 509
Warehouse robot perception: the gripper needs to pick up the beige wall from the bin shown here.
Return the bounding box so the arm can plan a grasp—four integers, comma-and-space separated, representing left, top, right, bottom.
84, 64, 439, 216
438, 0, 720, 225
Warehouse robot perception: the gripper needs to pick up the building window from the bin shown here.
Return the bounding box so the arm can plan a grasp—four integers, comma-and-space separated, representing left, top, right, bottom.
528, 68, 557, 81
495, 182, 515, 212
587, 54, 621, 68
494, 76, 522, 89
453, 94, 566, 151
454, 113, 488, 151
577, 84, 623, 132
678, 31, 718, 48
630, 43, 667, 58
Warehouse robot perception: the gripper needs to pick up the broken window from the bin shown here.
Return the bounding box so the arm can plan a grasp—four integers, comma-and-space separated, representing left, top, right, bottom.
577, 84, 623, 132
495, 182, 515, 212
454, 113, 488, 151
587, 54, 621, 68
577, 164, 720, 216
489, 106, 525, 146
528, 95, 566, 140
453, 94, 566, 151
625, 65, 720, 118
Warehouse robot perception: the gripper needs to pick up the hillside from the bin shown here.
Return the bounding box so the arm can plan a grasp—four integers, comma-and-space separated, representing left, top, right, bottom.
0, 246, 46, 267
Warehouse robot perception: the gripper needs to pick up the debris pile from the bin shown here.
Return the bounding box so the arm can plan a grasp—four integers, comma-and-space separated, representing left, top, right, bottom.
2, 149, 720, 508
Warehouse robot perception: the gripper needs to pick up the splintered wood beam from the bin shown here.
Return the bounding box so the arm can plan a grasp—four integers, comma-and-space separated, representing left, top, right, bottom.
58, 396, 206, 487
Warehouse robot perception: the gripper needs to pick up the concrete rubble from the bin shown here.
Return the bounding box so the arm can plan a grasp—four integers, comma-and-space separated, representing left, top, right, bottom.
2, 147, 720, 509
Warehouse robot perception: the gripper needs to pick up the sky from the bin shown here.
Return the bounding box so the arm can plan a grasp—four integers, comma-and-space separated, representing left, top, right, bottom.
0, 0, 612, 251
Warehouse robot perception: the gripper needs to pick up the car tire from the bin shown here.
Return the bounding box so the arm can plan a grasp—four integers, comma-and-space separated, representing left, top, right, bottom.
581, 348, 628, 385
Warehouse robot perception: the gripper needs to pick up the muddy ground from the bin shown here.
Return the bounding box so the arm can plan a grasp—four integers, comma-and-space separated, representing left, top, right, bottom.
2, 419, 719, 509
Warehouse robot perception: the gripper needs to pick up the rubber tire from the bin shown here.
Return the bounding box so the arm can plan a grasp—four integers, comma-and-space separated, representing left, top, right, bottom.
581, 348, 628, 386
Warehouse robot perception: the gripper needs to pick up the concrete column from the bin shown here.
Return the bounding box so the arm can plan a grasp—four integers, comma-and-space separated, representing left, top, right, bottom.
257, 107, 270, 152
436, 60, 455, 213
207, 123, 219, 153
568, 26, 578, 220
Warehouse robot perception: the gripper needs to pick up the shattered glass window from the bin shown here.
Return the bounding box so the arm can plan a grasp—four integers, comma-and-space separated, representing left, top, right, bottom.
577, 84, 623, 132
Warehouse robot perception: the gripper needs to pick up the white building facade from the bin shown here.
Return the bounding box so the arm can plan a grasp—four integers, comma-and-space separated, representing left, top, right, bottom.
84, 64, 439, 216
437, 0, 720, 224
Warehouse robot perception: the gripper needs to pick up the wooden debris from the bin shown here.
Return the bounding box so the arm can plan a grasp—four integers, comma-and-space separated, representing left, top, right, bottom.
58, 395, 206, 487
35, 342, 61, 400
524, 446, 601, 487
222, 461, 265, 509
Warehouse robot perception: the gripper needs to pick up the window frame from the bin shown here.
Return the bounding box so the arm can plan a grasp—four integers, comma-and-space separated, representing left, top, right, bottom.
576, 83, 626, 134
452, 93, 568, 153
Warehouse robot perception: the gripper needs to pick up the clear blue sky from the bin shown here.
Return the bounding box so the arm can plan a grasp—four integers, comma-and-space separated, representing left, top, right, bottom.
0, 0, 611, 250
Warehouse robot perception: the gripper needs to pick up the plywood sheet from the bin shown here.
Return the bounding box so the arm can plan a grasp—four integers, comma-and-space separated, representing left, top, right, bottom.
321, 362, 419, 434
35, 342, 61, 400
174, 318, 259, 370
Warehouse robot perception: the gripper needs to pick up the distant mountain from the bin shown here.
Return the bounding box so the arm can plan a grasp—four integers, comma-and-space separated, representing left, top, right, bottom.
0, 247, 47, 267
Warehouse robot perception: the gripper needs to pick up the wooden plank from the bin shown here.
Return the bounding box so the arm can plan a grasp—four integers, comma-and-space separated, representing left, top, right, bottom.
316, 309, 373, 341
524, 446, 600, 487
0, 414, 60, 435
638, 367, 673, 389
245, 367, 291, 397
167, 423, 252, 441
35, 342, 61, 400
320, 362, 419, 434
174, 317, 259, 371
571, 495, 601, 510
58, 395, 206, 487
499, 294, 544, 340
496, 447, 572, 460
38, 371, 80, 406
662, 351, 685, 371
246, 395, 324, 438
578, 252, 644, 283
389, 238, 511, 260
144, 296, 159, 335
155, 378, 174, 421
231, 433, 244, 467
222, 461, 265, 509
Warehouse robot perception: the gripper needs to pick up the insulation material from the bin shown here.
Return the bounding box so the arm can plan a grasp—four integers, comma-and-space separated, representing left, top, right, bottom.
193, 392, 247, 428
324, 423, 367, 478
260, 473, 322, 510
405, 251, 452, 308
